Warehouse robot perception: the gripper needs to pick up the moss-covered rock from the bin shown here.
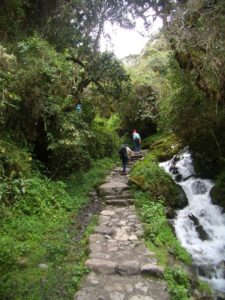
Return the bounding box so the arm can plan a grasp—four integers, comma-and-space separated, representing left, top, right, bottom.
130, 158, 184, 209
142, 133, 182, 162
150, 134, 182, 162
210, 171, 225, 211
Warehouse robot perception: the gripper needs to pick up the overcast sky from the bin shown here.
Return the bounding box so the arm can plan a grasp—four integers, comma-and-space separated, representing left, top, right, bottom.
100, 17, 163, 59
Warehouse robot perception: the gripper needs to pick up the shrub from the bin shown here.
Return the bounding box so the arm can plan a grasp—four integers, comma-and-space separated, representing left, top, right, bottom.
164, 267, 191, 300
134, 191, 191, 264
0, 138, 32, 178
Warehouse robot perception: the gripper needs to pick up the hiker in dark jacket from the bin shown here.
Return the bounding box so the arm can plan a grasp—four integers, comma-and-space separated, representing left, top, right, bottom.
119, 144, 133, 175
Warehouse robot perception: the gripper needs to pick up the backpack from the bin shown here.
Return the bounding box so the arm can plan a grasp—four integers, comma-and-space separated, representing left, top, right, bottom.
118, 146, 127, 157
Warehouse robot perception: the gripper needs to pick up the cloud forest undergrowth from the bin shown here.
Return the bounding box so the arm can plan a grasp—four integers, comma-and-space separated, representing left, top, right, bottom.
0, 158, 114, 299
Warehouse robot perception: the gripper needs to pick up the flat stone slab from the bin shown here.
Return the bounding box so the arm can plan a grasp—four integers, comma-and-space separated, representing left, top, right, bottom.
114, 228, 130, 241
95, 225, 114, 235
100, 210, 115, 216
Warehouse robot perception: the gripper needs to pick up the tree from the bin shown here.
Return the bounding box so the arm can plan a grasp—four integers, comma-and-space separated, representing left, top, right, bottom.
119, 35, 172, 137
159, 0, 225, 176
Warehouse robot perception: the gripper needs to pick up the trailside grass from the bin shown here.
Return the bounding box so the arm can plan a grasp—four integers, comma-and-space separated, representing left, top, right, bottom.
0, 158, 114, 299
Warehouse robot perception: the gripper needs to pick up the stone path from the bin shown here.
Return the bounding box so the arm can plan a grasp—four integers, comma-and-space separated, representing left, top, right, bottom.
74, 152, 170, 300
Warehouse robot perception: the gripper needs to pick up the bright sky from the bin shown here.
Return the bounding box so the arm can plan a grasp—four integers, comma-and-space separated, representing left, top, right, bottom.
100, 17, 163, 59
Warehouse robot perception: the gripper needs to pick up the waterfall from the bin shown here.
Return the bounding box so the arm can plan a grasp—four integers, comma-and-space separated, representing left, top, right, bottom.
160, 151, 225, 296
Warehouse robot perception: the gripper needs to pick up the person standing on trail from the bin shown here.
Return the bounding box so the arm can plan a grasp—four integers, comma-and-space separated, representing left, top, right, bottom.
118, 144, 133, 175
132, 130, 141, 152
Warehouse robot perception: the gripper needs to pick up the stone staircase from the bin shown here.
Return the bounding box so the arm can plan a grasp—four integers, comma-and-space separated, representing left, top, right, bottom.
74, 151, 169, 300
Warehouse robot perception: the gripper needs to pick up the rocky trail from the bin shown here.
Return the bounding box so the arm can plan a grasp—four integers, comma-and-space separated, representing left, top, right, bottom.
75, 152, 170, 300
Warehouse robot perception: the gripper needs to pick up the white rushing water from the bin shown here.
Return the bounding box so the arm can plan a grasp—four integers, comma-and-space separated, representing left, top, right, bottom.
160, 152, 225, 293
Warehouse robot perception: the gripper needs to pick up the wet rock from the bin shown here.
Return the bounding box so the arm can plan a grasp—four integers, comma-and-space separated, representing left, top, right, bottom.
188, 214, 210, 241
176, 185, 188, 208
166, 207, 176, 219
175, 174, 182, 182
197, 261, 225, 279
210, 184, 225, 212
191, 180, 207, 194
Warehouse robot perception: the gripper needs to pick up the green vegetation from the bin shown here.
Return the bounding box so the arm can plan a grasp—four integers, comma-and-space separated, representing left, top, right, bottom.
0, 157, 114, 299
164, 267, 191, 300
1, 0, 225, 298
133, 190, 191, 265
131, 133, 183, 208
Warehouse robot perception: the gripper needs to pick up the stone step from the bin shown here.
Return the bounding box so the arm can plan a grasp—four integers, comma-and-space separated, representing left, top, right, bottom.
75, 272, 169, 300
85, 258, 164, 277
129, 159, 142, 163
104, 194, 133, 200
130, 155, 143, 159
86, 259, 117, 274
105, 199, 134, 206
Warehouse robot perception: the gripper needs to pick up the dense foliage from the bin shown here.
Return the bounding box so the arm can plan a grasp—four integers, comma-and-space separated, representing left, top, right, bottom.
161, 0, 225, 177
1, 0, 225, 297
124, 0, 225, 180
119, 37, 171, 137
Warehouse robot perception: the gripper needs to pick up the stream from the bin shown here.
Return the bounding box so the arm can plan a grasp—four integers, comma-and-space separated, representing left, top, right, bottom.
160, 151, 225, 299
